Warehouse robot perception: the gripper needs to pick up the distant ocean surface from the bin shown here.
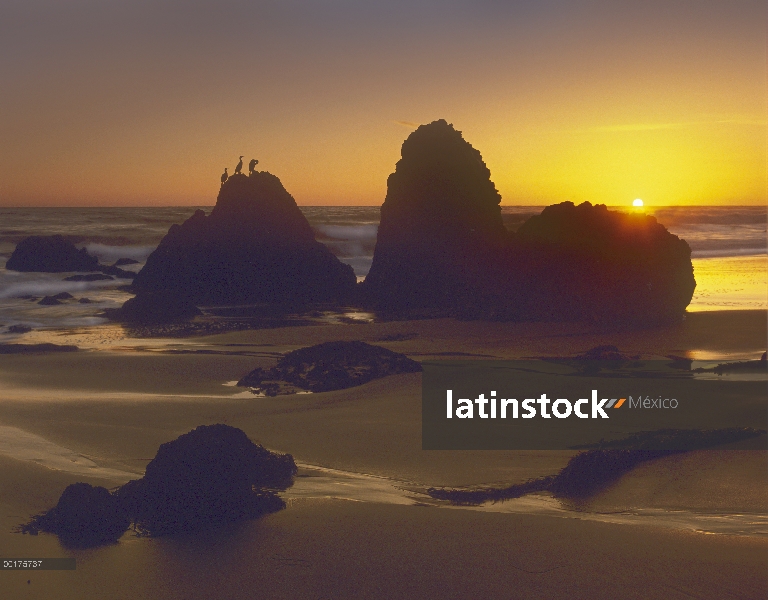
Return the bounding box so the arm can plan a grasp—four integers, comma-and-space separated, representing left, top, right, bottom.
0, 205, 765, 335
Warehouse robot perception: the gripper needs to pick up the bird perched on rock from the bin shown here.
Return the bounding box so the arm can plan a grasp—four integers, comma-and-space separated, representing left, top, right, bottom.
248, 159, 258, 175
220, 168, 228, 185
234, 156, 244, 175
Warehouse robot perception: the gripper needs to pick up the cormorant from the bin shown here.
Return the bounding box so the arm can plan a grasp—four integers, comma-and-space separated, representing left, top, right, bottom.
220, 168, 228, 184
234, 156, 244, 175
248, 159, 258, 175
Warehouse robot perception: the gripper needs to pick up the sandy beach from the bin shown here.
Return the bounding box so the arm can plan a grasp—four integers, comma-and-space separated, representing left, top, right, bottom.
0, 309, 765, 599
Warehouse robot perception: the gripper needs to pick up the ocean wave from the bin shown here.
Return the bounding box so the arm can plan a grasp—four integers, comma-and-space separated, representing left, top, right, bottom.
0, 278, 118, 300
83, 243, 156, 263
314, 224, 379, 241
691, 248, 767, 258
653, 206, 767, 227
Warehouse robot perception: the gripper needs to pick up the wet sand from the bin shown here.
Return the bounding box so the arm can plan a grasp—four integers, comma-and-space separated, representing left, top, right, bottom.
0, 309, 766, 598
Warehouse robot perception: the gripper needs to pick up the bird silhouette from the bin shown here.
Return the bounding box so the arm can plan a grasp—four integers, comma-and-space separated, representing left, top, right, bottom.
220, 168, 228, 184
248, 159, 258, 175
234, 156, 244, 175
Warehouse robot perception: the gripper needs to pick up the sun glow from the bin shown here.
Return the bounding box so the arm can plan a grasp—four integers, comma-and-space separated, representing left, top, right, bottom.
633, 199, 644, 207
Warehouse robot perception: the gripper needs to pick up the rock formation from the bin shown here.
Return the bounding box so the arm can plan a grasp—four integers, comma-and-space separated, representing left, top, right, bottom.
362, 119, 695, 324
505, 201, 696, 323
6, 235, 99, 273
237, 340, 422, 395
21, 483, 129, 548
362, 119, 507, 312
23, 425, 297, 544
113, 258, 139, 266
117, 424, 296, 535
122, 172, 356, 321
6, 235, 136, 279
110, 291, 201, 323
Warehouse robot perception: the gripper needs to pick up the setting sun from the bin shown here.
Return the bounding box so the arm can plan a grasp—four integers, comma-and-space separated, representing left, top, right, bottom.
633, 199, 644, 207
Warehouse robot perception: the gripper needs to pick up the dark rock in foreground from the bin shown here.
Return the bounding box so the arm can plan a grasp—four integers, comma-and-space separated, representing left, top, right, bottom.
6, 235, 99, 273
238, 340, 422, 395
128, 172, 356, 315
117, 424, 296, 536
22, 483, 129, 548
105, 292, 201, 323
22, 425, 296, 545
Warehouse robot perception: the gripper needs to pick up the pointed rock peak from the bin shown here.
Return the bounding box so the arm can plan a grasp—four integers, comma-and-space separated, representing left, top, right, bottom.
383, 119, 505, 241
209, 171, 313, 237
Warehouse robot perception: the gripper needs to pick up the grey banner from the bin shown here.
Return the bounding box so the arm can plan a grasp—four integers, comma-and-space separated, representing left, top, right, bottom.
422, 360, 767, 450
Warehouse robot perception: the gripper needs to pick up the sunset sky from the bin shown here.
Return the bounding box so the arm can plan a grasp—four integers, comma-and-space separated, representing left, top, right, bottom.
0, 1, 764, 207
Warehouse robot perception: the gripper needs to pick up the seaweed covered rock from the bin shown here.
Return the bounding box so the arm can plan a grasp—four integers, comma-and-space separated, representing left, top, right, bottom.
6, 235, 99, 273
362, 119, 507, 313
506, 201, 695, 324
117, 424, 296, 535
238, 340, 422, 395
23, 483, 129, 548
128, 172, 357, 312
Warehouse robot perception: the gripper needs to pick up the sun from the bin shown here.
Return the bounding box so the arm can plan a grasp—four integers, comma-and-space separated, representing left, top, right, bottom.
633, 198, 644, 207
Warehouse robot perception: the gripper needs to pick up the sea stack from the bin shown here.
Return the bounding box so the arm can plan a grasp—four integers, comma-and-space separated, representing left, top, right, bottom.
507, 201, 696, 324
362, 119, 508, 312
6, 235, 99, 273
363, 119, 695, 324
123, 172, 356, 320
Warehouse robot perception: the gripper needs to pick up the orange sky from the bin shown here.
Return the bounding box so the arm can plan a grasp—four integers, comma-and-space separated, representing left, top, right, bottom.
0, 1, 764, 207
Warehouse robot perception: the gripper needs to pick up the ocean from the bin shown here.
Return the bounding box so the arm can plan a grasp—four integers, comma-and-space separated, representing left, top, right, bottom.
0, 205, 765, 338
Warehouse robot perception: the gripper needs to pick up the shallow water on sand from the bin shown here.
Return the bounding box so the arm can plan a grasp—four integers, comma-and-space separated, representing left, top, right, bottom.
0, 424, 763, 537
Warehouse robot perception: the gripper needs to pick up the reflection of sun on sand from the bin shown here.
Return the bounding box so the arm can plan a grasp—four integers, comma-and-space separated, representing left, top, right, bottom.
0, 310, 765, 599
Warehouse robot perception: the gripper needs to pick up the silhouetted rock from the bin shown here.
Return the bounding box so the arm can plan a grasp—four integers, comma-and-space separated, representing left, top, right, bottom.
117, 424, 296, 535
65, 273, 114, 282
7, 324, 32, 334
362, 120, 507, 313
98, 264, 135, 279
38, 292, 74, 306
128, 173, 356, 315
105, 292, 201, 323
22, 483, 129, 548
362, 120, 695, 324
505, 201, 696, 324
113, 258, 139, 266
6, 236, 99, 273
78, 297, 92, 304
238, 340, 422, 395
